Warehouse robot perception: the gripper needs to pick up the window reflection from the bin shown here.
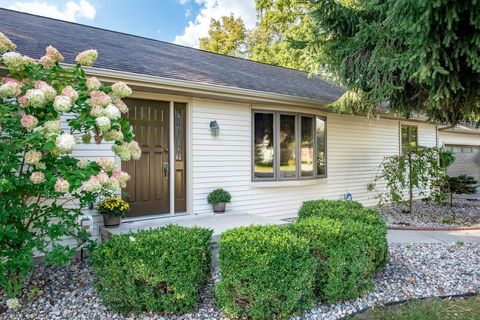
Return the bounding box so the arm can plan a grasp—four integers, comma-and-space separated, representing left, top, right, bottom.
254, 113, 274, 179
280, 114, 297, 179
301, 116, 314, 177
316, 117, 326, 176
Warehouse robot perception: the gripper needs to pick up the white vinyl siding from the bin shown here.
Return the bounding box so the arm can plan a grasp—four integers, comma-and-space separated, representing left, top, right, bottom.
192, 99, 438, 218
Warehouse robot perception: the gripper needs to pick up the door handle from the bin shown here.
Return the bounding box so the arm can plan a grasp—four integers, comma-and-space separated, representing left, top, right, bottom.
164, 162, 169, 177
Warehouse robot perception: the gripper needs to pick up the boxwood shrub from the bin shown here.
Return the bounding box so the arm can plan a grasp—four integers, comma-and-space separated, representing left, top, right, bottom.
298, 199, 364, 220
90, 225, 213, 315
298, 200, 388, 271
290, 217, 376, 302
215, 225, 317, 320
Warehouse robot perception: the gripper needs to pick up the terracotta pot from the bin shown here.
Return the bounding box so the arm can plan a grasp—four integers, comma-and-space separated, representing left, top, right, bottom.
103, 215, 121, 227
212, 202, 226, 213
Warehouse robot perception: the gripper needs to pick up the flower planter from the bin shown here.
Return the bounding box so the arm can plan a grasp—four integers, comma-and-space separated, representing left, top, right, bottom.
103, 215, 121, 228
212, 202, 226, 213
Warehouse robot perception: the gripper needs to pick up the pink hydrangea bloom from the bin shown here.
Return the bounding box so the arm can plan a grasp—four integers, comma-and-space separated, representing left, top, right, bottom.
112, 169, 131, 188
21, 115, 38, 131
0, 79, 22, 98
30, 172, 45, 184
34, 81, 57, 102
89, 106, 105, 118
97, 157, 116, 172
115, 99, 129, 114
17, 95, 28, 108
46, 45, 64, 62
82, 176, 102, 192
75, 49, 98, 67
61, 86, 79, 102
86, 77, 101, 91
54, 178, 70, 193
87, 90, 111, 108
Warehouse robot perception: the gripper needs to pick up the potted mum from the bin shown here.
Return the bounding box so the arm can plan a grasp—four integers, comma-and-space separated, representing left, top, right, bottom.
98, 197, 130, 227
207, 188, 231, 213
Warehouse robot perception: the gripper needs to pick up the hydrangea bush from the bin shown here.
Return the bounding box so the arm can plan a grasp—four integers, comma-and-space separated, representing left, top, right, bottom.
0, 32, 141, 298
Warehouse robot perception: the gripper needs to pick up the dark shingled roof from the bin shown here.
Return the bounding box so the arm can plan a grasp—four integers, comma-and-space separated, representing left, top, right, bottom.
0, 8, 345, 103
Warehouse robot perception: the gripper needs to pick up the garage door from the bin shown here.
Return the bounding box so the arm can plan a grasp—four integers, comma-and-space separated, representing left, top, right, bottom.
445, 145, 480, 196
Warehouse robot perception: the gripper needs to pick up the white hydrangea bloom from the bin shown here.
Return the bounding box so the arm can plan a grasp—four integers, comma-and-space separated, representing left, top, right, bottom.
6, 298, 20, 310
111, 81, 132, 98
0, 32, 16, 53
103, 129, 124, 142
104, 104, 121, 120
2, 52, 26, 72
54, 178, 70, 193
53, 95, 72, 113
77, 159, 89, 169
25, 89, 47, 108
95, 116, 111, 132
55, 134, 76, 154
75, 49, 98, 67
25, 150, 42, 165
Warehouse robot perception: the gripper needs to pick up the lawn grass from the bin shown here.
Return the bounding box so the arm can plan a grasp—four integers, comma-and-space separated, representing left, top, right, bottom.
353, 296, 480, 320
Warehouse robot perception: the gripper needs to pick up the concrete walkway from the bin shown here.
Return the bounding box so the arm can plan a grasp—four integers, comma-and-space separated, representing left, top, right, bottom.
100, 211, 480, 244
387, 229, 480, 243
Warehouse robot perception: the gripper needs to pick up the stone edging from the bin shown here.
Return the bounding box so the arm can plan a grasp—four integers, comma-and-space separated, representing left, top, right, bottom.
388, 225, 480, 231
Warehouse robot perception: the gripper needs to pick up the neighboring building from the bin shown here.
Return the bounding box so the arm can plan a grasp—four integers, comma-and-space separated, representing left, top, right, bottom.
1, 9, 479, 242
438, 125, 480, 195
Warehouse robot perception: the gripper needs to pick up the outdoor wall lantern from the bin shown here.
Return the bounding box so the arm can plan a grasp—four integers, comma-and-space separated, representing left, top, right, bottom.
210, 120, 220, 136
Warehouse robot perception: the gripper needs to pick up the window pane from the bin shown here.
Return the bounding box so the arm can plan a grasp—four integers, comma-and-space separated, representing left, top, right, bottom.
254, 113, 275, 179
280, 114, 297, 178
410, 126, 418, 149
316, 117, 326, 176
301, 116, 314, 177
401, 125, 417, 153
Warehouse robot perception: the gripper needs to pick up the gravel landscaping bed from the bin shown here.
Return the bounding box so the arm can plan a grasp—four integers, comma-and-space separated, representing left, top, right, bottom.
379, 198, 480, 227
1, 243, 479, 320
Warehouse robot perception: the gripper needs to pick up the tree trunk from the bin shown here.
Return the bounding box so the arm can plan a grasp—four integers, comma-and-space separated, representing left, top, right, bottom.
408, 152, 413, 214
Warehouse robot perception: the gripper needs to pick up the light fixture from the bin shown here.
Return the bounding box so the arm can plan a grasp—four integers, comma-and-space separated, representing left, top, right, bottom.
210, 120, 220, 136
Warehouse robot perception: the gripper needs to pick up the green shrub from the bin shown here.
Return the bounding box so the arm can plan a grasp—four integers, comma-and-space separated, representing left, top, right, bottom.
298, 200, 388, 271
215, 225, 317, 320
207, 188, 231, 204
290, 217, 375, 302
298, 199, 364, 220
90, 225, 213, 315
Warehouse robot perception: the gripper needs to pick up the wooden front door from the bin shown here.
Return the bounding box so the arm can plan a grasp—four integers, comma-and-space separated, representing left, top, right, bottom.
122, 99, 170, 217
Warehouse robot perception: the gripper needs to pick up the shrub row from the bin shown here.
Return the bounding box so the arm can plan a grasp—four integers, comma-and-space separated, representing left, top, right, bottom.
215, 200, 388, 319
91, 225, 213, 315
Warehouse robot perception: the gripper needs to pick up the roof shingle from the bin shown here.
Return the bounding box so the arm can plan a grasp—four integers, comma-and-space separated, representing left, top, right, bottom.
0, 8, 345, 103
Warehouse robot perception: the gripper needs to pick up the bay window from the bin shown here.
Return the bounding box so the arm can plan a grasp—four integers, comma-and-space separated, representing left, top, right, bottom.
253, 110, 327, 181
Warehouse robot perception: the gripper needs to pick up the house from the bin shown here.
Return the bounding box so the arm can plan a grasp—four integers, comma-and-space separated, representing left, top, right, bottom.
1, 9, 480, 242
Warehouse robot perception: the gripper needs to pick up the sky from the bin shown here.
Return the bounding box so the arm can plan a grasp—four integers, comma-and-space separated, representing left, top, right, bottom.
0, 0, 257, 47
